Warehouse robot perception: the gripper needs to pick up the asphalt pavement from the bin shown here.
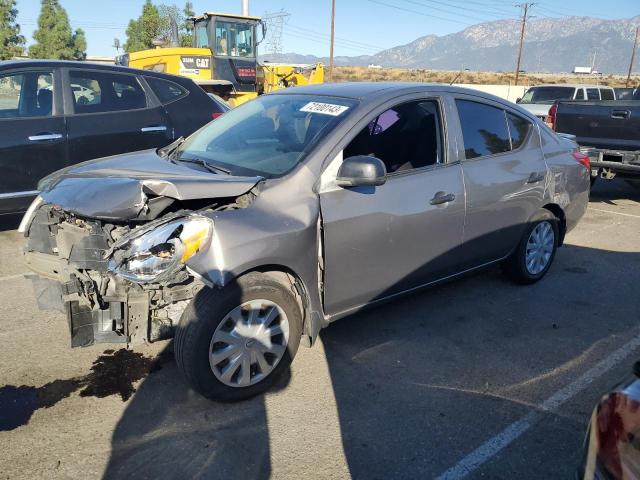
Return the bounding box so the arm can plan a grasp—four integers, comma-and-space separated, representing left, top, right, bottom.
0, 179, 639, 480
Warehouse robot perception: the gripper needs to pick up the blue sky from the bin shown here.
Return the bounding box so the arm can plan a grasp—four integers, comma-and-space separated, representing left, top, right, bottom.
15, 0, 640, 58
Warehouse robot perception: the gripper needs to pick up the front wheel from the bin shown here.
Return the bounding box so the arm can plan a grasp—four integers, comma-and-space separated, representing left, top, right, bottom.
502, 210, 559, 284
175, 272, 303, 402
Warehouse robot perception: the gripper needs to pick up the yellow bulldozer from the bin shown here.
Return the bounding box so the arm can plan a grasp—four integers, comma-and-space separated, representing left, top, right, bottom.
116, 12, 324, 107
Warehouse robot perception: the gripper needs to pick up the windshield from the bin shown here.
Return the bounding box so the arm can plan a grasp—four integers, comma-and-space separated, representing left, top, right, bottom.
520, 86, 576, 104
215, 21, 255, 57
175, 95, 357, 178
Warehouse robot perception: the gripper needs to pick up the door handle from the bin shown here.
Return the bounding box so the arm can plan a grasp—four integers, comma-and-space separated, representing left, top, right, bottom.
430, 192, 455, 205
141, 125, 168, 132
526, 172, 545, 184
28, 133, 63, 141
611, 110, 631, 120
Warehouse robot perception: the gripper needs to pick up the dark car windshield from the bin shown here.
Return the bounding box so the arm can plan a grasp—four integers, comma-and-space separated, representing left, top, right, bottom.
519, 86, 575, 104
175, 94, 357, 178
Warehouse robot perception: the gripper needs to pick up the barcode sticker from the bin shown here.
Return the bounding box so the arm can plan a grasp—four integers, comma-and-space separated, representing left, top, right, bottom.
300, 102, 349, 116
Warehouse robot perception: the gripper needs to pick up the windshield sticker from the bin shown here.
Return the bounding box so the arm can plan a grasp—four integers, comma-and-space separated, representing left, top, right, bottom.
300, 102, 349, 116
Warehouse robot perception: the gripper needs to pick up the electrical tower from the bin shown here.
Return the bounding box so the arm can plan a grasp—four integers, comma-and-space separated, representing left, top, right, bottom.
261, 10, 290, 56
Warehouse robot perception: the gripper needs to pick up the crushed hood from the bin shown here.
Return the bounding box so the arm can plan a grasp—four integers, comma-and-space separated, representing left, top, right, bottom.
38, 149, 262, 220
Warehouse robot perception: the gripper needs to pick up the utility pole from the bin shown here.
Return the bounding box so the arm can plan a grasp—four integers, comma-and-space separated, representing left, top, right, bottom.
514, 3, 533, 86
626, 26, 639, 88
329, 0, 335, 82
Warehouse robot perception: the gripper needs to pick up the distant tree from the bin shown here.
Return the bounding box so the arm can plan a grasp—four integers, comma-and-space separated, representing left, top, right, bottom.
124, 0, 162, 53
71, 28, 86, 60
182, 1, 195, 47
29, 0, 86, 60
0, 0, 25, 60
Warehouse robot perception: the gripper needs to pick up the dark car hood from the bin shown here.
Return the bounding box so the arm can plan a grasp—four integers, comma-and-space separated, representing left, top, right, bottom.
38, 149, 262, 220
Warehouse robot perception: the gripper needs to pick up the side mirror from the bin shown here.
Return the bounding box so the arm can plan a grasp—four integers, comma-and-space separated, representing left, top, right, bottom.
336, 155, 387, 188
516, 97, 522, 103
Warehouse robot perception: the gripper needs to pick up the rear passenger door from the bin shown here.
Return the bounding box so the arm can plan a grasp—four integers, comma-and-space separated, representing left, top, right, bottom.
454, 97, 546, 268
63, 68, 173, 163
0, 68, 67, 213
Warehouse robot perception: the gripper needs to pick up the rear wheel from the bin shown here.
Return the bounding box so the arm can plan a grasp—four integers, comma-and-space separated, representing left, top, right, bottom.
502, 210, 559, 284
175, 272, 302, 402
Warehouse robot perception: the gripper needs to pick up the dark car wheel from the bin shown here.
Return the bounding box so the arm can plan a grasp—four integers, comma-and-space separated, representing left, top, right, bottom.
175, 272, 302, 402
502, 209, 559, 285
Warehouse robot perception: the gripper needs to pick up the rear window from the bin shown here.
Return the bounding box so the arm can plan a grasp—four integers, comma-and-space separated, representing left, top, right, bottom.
146, 77, 188, 104
600, 89, 614, 100
519, 86, 575, 104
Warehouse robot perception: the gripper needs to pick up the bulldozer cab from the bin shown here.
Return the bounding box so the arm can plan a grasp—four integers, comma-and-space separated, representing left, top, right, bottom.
192, 12, 261, 94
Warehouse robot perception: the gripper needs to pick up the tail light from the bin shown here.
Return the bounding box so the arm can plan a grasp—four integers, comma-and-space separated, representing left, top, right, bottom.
212, 112, 224, 120
572, 151, 590, 171
545, 103, 558, 130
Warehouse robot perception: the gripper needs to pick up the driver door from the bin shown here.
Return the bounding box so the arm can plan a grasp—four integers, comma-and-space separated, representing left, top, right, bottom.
319, 99, 466, 316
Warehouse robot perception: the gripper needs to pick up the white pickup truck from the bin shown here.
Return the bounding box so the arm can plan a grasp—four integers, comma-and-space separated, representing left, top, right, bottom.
516, 84, 616, 119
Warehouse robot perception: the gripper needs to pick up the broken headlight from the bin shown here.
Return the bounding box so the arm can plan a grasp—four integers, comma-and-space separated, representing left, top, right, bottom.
108, 216, 212, 283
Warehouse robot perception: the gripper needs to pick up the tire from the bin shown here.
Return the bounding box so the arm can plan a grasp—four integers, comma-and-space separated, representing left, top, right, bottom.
502, 209, 559, 285
175, 272, 303, 402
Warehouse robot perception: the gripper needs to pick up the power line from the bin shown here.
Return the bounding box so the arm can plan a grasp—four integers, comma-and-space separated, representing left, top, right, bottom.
363, 0, 474, 26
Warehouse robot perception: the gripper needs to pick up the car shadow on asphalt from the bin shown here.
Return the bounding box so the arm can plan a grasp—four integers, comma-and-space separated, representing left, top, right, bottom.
589, 179, 640, 205
101, 238, 640, 479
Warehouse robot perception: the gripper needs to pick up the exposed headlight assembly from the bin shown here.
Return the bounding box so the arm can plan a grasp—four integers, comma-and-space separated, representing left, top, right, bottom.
108, 216, 212, 283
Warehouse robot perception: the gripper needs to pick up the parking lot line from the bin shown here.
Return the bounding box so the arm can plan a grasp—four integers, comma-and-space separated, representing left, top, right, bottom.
436, 333, 640, 480
589, 207, 640, 219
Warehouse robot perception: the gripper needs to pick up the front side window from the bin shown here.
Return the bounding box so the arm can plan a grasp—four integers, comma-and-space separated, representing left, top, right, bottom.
215, 21, 254, 57
69, 70, 147, 113
175, 95, 356, 178
344, 100, 443, 173
456, 100, 511, 159
0, 71, 53, 119
519, 86, 575, 104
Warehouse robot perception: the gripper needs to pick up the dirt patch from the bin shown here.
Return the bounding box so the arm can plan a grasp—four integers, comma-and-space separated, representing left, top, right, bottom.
0, 348, 170, 432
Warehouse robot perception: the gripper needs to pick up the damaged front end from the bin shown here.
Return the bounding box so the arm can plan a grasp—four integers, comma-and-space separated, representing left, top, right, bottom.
24, 205, 208, 347
21, 148, 264, 348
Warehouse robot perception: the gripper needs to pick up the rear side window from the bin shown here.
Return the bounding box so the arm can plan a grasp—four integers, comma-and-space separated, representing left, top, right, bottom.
0, 71, 53, 119
574, 89, 585, 100
600, 89, 614, 100
586, 88, 600, 100
507, 113, 532, 150
146, 77, 188, 104
69, 70, 147, 113
456, 100, 510, 159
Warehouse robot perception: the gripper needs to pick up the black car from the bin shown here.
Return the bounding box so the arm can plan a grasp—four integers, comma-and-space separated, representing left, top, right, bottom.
0, 60, 228, 215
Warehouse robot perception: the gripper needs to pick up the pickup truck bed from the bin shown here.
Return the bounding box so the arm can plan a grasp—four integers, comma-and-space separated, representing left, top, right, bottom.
555, 100, 640, 181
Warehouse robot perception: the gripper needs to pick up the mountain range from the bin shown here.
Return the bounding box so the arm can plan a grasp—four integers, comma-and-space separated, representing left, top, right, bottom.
261, 16, 640, 74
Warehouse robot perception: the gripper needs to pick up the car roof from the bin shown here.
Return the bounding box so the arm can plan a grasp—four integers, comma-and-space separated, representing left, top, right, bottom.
271, 81, 499, 100
0, 59, 198, 87
527, 84, 613, 89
